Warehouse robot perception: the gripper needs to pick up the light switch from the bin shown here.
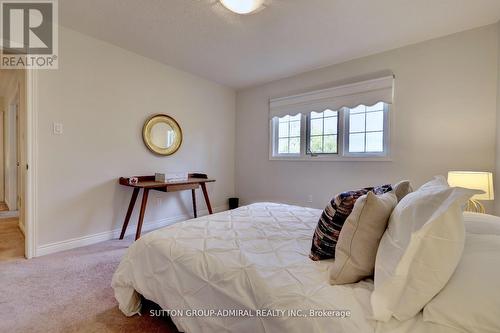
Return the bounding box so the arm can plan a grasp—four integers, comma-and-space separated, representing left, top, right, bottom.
53, 122, 63, 135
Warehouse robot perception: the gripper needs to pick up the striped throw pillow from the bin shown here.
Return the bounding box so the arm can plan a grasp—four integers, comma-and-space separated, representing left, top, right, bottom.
309, 184, 392, 261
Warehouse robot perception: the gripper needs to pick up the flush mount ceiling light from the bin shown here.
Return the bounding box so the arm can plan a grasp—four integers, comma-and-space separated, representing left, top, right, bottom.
219, 0, 264, 14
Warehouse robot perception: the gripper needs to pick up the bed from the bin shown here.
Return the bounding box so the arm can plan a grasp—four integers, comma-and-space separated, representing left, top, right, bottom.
112, 203, 459, 333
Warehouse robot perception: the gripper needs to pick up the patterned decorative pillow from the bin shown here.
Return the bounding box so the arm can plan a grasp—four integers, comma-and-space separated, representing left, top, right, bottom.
309, 184, 392, 261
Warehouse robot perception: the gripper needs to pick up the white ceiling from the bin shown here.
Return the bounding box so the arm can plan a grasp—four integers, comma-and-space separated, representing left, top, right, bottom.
59, 0, 500, 89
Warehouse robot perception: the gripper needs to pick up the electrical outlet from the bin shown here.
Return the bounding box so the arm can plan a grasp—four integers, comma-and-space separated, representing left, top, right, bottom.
307, 194, 313, 203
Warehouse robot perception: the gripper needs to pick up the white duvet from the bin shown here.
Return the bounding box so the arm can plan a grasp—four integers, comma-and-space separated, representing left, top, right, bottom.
112, 203, 457, 333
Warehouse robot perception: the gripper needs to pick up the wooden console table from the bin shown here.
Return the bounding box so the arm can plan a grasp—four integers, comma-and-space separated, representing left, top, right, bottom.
118, 173, 215, 240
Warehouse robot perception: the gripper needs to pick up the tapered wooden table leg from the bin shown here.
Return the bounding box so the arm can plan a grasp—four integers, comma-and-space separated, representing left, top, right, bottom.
200, 183, 213, 214
120, 188, 140, 239
191, 188, 197, 218
135, 189, 149, 240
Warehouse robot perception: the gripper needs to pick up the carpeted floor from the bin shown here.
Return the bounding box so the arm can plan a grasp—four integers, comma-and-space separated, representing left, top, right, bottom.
0, 239, 180, 333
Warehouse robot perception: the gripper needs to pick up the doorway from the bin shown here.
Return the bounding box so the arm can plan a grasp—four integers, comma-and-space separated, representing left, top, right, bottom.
0, 69, 25, 261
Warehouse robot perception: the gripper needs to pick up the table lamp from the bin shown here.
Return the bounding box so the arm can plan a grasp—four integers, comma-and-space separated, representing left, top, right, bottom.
447, 171, 494, 213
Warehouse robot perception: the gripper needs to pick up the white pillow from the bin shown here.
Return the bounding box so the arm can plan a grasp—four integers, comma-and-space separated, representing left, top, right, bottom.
463, 212, 500, 235
371, 176, 479, 322
423, 233, 500, 333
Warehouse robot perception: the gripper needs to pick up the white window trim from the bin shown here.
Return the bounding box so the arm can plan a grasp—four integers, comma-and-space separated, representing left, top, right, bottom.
269, 105, 393, 162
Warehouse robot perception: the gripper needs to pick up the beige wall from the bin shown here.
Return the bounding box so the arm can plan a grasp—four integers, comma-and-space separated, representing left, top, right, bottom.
236, 25, 498, 212
36, 27, 236, 249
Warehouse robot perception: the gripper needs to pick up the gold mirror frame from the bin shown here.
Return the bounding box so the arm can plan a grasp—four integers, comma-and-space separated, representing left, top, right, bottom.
142, 114, 183, 156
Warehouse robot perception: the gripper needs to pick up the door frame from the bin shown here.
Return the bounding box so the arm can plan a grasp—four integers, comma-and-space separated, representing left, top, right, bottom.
24, 69, 38, 259
12, 91, 19, 212
5, 93, 19, 211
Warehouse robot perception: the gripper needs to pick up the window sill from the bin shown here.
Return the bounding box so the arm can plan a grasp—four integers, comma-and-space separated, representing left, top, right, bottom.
269, 155, 392, 162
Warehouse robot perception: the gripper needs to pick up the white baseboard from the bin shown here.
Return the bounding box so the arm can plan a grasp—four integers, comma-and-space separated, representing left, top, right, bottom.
4, 198, 13, 211
18, 220, 25, 236
35, 205, 228, 257
0, 210, 19, 218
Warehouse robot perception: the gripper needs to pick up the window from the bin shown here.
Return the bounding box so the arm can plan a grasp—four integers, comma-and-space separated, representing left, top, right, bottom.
276, 114, 301, 154
269, 76, 394, 161
271, 104, 389, 159
308, 110, 338, 154
346, 102, 387, 154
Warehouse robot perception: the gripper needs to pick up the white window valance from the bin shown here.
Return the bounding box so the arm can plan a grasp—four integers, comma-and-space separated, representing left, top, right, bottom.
269, 75, 394, 118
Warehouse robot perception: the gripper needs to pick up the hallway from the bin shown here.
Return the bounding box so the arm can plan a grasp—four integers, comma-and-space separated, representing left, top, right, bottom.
0, 69, 24, 262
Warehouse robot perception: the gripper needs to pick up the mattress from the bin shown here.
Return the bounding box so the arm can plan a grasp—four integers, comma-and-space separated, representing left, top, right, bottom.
112, 202, 456, 333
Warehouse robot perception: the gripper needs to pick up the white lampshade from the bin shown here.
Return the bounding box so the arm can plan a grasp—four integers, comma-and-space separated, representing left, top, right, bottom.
220, 0, 264, 14
447, 171, 494, 201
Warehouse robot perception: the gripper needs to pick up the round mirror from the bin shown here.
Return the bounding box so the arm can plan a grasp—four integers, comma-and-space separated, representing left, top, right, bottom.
142, 114, 182, 155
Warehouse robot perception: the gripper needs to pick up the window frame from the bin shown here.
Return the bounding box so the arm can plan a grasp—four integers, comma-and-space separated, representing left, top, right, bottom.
269, 104, 392, 162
